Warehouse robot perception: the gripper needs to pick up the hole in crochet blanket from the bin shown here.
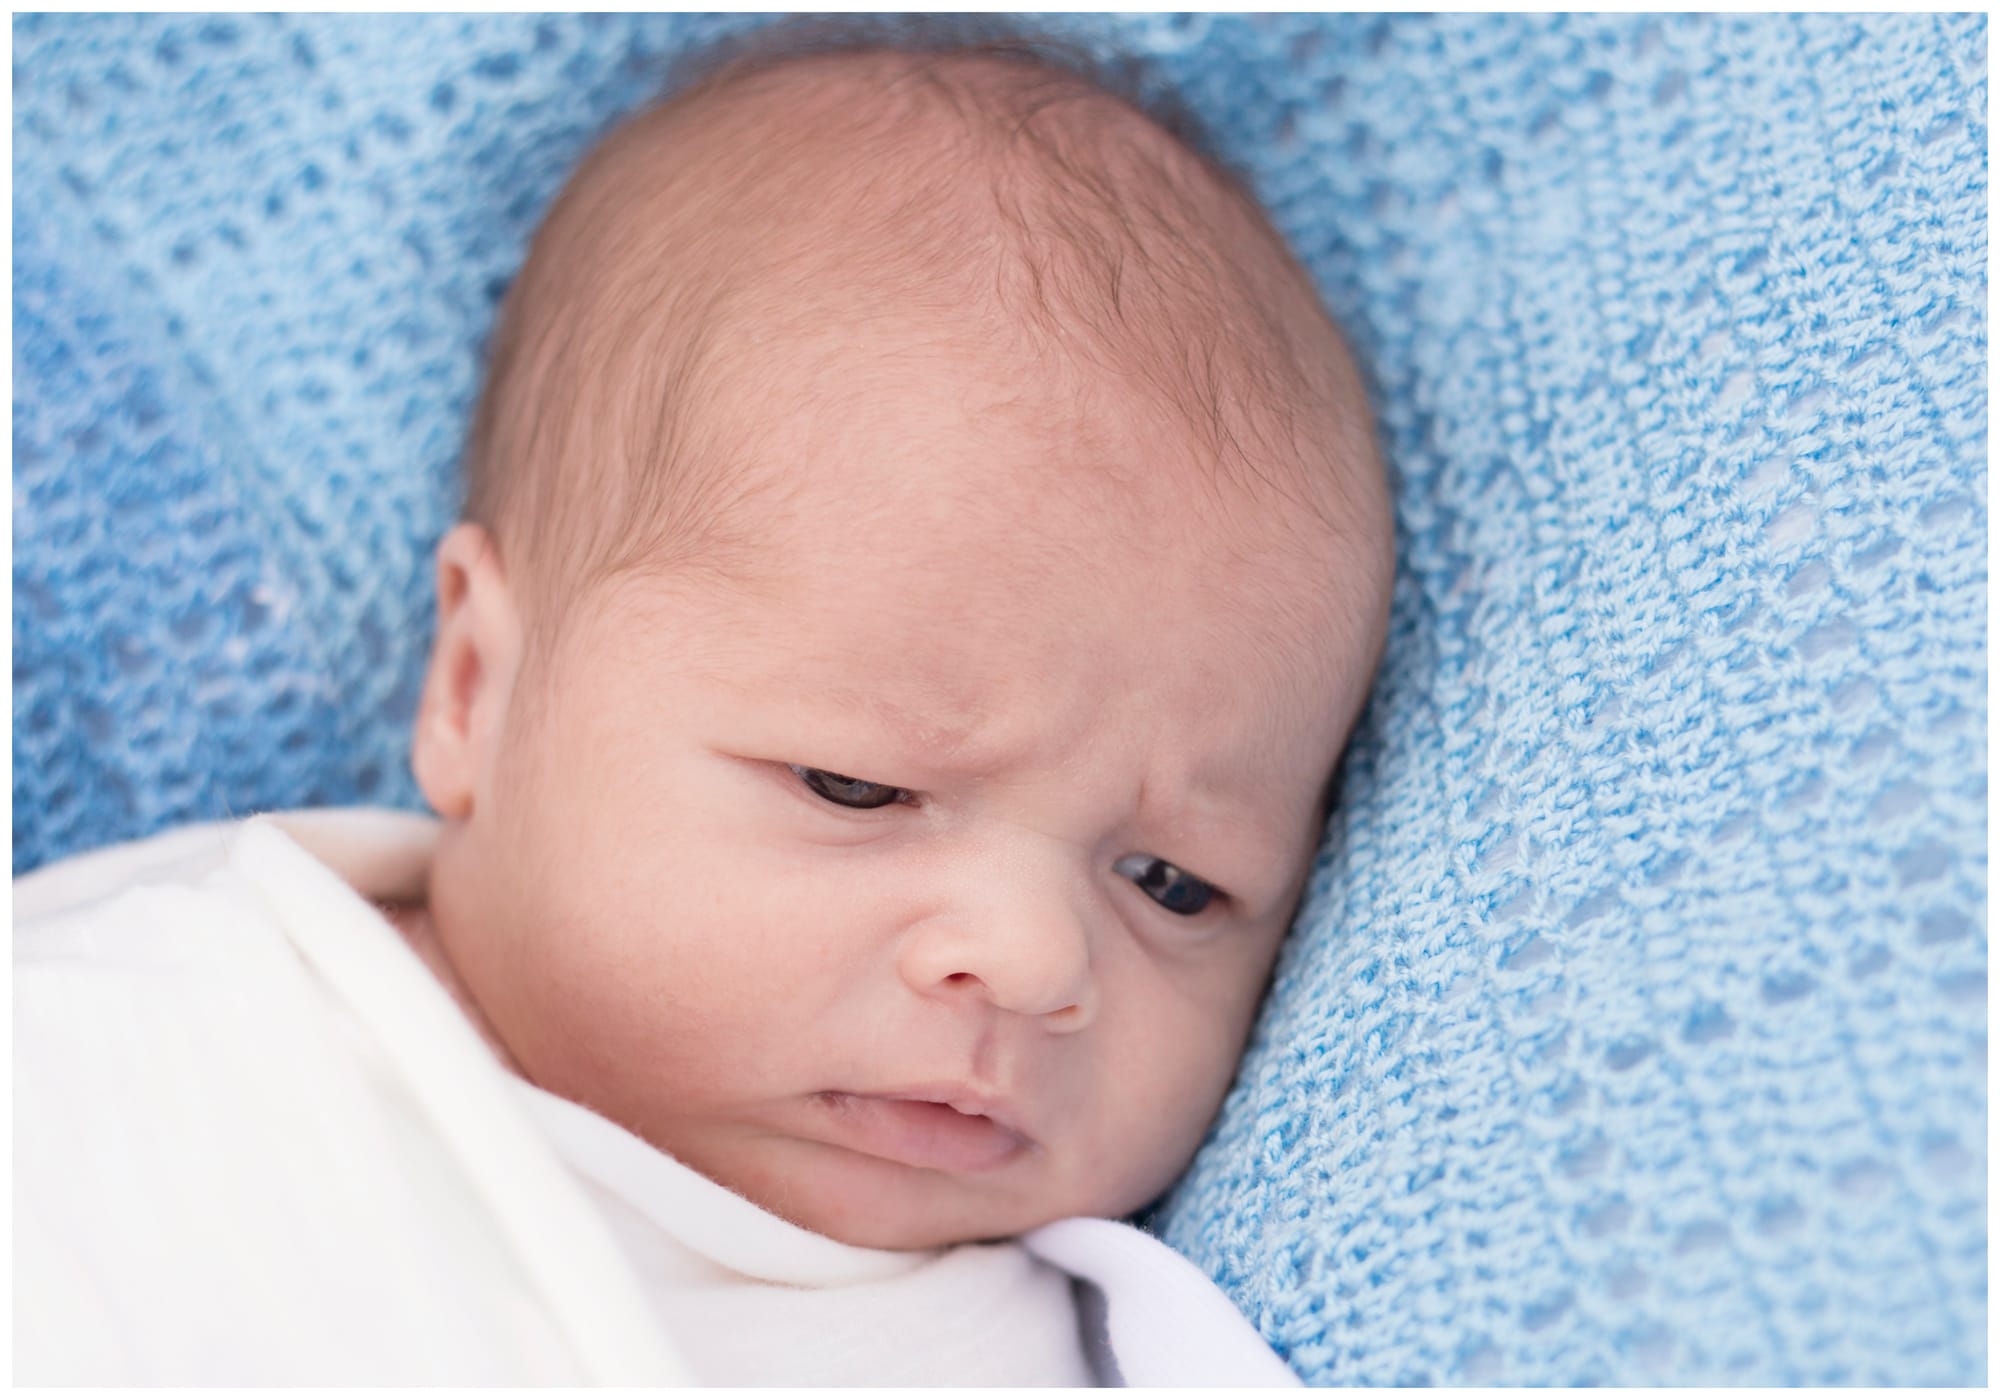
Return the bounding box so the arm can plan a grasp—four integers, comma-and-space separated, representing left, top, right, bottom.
1672, 1219, 1730, 1255
1496, 940, 1552, 972
1893, 840, 1952, 887
1765, 500, 1816, 547
1716, 367, 1756, 410
1558, 1134, 1611, 1179
1869, 781, 1925, 821
1849, 532, 1902, 572
1846, 727, 1895, 767
1919, 492, 1975, 533
1743, 452, 1791, 497
1759, 970, 1816, 1005
1578, 1195, 1633, 1238
1565, 889, 1620, 928
1832, 1156, 1896, 1197
1920, 1134, 1974, 1180
473, 51, 523, 82
1680, 1002, 1735, 1045
1785, 559, 1831, 597
1918, 111, 1965, 145
1863, 152, 1901, 187
1618, 1322, 1675, 1370
1521, 1288, 1575, 1332
1605, 1261, 1650, 1301
1778, 384, 1828, 421
1779, 774, 1825, 812
1454, 1339, 1501, 1384
1797, 616, 1859, 661
1846, 944, 1891, 980
1603, 1036, 1657, 1072
1753, 1196, 1805, 1237
1832, 680, 1872, 716
1935, 969, 1985, 1004
1914, 906, 1974, 946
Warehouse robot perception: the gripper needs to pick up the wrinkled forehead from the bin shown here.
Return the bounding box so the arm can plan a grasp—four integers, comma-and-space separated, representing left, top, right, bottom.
702, 292, 1354, 597
632, 339, 1374, 768
707, 291, 1359, 549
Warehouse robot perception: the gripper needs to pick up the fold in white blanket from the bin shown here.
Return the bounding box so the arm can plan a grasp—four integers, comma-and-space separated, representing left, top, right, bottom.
13, 810, 1299, 1386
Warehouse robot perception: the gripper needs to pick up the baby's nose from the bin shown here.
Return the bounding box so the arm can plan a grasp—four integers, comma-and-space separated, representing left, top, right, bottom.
896, 868, 1098, 1030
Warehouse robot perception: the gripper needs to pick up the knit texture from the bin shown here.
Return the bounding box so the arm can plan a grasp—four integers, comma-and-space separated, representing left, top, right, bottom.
12, 13, 1987, 1385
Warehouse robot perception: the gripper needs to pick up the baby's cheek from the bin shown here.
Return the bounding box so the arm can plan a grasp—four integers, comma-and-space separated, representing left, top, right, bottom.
1088, 994, 1246, 1199
518, 837, 843, 1064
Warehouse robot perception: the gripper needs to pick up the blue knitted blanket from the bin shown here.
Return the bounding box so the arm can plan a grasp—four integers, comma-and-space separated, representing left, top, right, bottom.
13, 13, 1986, 1385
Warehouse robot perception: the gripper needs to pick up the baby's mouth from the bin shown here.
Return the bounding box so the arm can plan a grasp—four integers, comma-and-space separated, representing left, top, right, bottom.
811, 1090, 1031, 1173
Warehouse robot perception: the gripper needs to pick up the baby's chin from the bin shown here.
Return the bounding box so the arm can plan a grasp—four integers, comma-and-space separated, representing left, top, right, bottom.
686, 1131, 1136, 1252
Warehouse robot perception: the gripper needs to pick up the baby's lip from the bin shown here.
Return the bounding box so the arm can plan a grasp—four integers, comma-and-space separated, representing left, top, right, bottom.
812, 1086, 1034, 1173
871, 1083, 1030, 1137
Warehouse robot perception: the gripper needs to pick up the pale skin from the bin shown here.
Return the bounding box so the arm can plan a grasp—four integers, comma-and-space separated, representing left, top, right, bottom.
395, 58, 1392, 1252
396, 310, 1387, 1252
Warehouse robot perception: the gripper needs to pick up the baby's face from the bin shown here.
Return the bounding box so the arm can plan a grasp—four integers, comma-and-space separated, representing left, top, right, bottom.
423, 322, 1384, 1249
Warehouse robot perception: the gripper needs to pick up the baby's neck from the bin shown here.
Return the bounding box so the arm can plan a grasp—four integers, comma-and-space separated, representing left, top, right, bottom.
380, 901, 526, 1078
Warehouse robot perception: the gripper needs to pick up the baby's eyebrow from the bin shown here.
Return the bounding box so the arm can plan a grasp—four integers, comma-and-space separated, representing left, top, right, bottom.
811, 684, 991, 767
1134, 773, 1296, 881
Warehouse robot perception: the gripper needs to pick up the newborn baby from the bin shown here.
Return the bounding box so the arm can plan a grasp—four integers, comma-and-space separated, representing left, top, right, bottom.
15, 33, 1391, 1386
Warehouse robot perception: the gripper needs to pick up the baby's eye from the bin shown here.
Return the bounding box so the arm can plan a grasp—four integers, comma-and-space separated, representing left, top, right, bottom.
788, 764, 910, 811
1113, 854, 1218, 917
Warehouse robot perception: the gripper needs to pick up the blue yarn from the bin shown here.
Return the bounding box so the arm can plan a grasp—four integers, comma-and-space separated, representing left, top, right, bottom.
12, 13, 1986, 1384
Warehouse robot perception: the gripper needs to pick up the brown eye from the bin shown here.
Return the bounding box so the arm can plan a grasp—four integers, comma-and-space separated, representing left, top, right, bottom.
1113, 854, 1218, 916
789, 764, 908, 810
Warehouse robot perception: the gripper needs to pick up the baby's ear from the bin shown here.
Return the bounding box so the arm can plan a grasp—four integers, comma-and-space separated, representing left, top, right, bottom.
410, 523, 522, 820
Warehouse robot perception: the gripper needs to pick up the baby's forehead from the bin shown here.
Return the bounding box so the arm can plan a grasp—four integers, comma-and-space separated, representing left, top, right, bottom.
687, 293, 1333, 562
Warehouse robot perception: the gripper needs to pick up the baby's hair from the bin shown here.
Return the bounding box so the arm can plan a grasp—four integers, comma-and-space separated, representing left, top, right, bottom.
464, 15, 1382, 654
648, 16, 1267, 223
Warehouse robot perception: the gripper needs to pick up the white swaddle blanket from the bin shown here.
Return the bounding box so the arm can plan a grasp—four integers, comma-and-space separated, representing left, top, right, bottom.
13, 810, 1298, 1386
